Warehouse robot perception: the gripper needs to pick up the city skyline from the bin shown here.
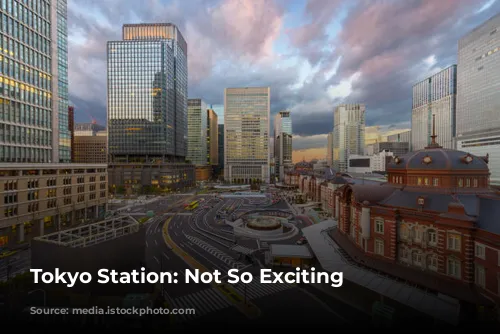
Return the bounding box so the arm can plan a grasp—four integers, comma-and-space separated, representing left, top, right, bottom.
67, 0, 500, 162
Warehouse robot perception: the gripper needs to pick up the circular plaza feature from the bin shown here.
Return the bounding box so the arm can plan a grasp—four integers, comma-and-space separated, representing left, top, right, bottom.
246, 216, 283, 231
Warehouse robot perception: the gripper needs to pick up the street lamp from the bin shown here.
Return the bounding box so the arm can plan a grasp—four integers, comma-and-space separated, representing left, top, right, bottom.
28, 289, 46, 307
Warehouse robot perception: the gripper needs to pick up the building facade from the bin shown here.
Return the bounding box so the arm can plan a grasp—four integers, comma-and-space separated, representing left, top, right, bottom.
73, 135, 108, 164
68, 106, 75, 162
412, 65, 457, 151
107, 23, 192, 191
0, 0, 69, 163
327, 132, 334, 167
224, 87, 270, 184
74, 122, 106, 136
207, 108, 218, 167
211, 104, 224, 124
107, 23, 187, 163
0, 163, 108, 247
456, 13, 500, 184
216, 124, 224, 178
330, 135, 500, 311
372, 141, 410, 156
333, 104, 366, 172
274, 110, 293, 182
187, 98, 208, 166
348, 151, 394, 174
387, 130, 411, 144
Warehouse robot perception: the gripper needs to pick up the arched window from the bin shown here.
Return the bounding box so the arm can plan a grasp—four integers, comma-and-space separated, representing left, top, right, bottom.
400, 224, 409, 239
458, 178, 463, 187
427, 254, 438, 271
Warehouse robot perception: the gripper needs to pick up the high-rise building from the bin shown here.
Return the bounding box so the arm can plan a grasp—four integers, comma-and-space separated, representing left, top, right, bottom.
411, 65, 457, 151
333, 104, 366, 172
0, 0, 69, 163
68, 106, 75, 162
327, 132, 334, 167
106, 23, 194, 191
456, 13, 500, 184
387, 130, 411, 144
187, 99, 208, 166
216, 124, 224, 177
224, 87, 270, 183
74, 122, 108, 164
274, 110, 293, 181
211, 104, 224, 124
74, 123, 106, 136
107, 23, 188, 162
207, 108, 218, 166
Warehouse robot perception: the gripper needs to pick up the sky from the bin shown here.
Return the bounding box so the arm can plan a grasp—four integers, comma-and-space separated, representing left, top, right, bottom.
68, 0, 500, 162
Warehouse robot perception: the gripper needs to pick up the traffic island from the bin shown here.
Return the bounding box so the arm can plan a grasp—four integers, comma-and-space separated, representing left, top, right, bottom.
162, 217, 261, 320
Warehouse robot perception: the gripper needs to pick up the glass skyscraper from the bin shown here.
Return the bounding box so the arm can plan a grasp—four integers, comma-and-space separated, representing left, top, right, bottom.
0, 0, 68, 163
187, 98, 207, 166
224, 87, 270, 183
456, 13, 500, 184
411, 65, 456, 151
107, 23, 188, 162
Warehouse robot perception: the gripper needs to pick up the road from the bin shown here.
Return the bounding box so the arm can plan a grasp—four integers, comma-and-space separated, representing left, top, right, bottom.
143, 192, 363, 326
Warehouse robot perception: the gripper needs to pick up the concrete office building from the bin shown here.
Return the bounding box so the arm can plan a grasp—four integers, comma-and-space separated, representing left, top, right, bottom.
274, 111, 293, 182
372, 141, 410, 157
187, 98, 208, 166
207, 108, 218, 167
73, 134, 108, 164
387, 130, 411, 144
0, 0, 70, 163
0, 163, 108, 247
74, 122, 106, 136
333, 104, 366, 172
412, 65, 457, 151
211, 104, 224, 124
216, 124, 224, 177
327, 132, 334, 167
106, 24, 194, 190
456, 13, 500, 184
224, 87, 270, 184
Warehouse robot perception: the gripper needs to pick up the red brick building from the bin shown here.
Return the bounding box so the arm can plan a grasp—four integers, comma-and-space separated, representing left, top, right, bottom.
329, 134, 500, 310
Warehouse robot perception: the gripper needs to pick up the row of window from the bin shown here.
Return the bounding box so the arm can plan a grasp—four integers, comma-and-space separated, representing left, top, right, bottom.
391, 175, 483, 188
3, 192, 107, 217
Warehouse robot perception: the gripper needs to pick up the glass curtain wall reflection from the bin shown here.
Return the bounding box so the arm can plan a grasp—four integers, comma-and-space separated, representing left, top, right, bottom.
0, 0, 63, 163
107, 23, 187, 163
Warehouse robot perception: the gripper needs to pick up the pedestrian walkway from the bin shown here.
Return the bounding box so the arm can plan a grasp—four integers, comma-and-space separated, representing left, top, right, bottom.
232, 278, 295, 300
230, 245, 255, 255
170, 287, 232, 322
185, 234, 246, 269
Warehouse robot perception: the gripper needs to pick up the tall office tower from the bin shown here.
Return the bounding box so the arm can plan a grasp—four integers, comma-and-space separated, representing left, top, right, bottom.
456, 13, 500, 184
187, 99, 208, 165
206, 108, 218, 166
327, 132, 334, 167
0, 0, 69, 163
107, 23, 194, 191
211, 104, 224, 124
333, 104, 366, 172
74, 123, 106, 136
108, 23, 188, 162
217, 124, 224, 177
224, 87, 270, 183
411, 65, 457, 151
274, 110, 293, 181
68, 106, 75, 162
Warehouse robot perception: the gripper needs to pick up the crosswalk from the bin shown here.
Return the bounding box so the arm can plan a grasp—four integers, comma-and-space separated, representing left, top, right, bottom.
184, 234, 246, 269
232, 277, 295, 300
170, 287, 231, 322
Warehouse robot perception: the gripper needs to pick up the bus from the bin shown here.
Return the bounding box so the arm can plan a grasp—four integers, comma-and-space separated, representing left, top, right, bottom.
185, 200, 199, 211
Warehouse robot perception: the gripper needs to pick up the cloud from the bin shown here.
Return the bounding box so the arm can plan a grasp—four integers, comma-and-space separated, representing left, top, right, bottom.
66, 0, 500, 154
